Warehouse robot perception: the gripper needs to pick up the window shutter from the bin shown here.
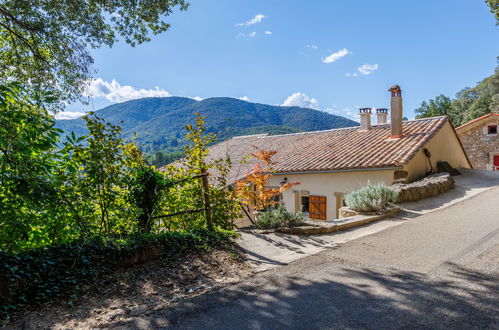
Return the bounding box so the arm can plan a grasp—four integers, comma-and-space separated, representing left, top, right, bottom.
309, 196, 327, 220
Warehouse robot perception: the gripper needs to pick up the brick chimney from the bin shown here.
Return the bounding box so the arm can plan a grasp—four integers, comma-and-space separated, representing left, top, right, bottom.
376, 108, 388, 125
359, 108, 372, 130
388, 85, 403, 138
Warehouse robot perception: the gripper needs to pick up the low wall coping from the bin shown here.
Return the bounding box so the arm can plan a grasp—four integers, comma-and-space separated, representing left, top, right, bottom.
253, 207, 400, 235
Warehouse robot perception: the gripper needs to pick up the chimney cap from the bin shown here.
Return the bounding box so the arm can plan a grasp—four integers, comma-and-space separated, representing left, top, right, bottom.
388, 85, 402, 97
376, 108, 388, 114
359, 107, 373, 113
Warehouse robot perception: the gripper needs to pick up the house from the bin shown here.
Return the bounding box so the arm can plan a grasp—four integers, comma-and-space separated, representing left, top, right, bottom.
206, 86, 471, 226
456, 113, 499, 171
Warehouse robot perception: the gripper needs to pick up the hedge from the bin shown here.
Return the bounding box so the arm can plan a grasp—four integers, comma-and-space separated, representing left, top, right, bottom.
0, 228, 236, 320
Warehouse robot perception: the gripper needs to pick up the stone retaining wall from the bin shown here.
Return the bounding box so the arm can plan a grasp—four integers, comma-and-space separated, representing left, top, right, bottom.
391, 172, 454, 203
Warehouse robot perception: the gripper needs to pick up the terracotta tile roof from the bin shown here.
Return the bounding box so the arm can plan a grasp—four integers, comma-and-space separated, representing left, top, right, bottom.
455, 113, 499, 131
205, 116, 449, 183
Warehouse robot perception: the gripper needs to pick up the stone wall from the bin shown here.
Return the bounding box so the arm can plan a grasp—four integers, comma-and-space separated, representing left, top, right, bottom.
457, 117, 499, 170
391, 172, 454, 203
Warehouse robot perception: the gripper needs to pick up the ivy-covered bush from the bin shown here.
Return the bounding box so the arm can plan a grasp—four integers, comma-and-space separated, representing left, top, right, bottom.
255, 205, 305, 229
0, 228, 236, 321
345, 182, 398, 213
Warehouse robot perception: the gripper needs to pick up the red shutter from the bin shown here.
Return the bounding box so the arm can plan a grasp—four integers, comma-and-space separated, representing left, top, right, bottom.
493, 155, 499, 170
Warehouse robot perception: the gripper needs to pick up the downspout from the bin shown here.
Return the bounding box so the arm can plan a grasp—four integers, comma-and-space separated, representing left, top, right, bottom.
424, 148, 433, 176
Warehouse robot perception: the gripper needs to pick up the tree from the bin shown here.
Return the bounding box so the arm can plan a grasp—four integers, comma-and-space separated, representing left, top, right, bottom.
235, 148, 299, 212
415, 95, 457, 125
485, 0, 499, 24
161, 113, 241, 230
0, 83, 63, 251
64, 113, 144, 235
414, 68, 499, 126
0, 0, 189, 108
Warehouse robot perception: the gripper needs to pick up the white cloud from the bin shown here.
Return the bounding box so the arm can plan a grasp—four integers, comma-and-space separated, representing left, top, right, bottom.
322, 48, 351, 63
236, 14, 266, 27
307, 44, 318, 49
264, 30, 272, 35
248, 31, 257, 37
357, 63, 379, 75
236, 32, 245, 39
55, 111, 86, 120
238, 96, 250, 101
84, 78, 171, 103
347, 64, 379, 77
281, 92, 319, 110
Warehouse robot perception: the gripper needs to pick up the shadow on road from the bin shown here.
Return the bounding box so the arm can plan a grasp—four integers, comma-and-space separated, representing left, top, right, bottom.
106, 262, 498, 329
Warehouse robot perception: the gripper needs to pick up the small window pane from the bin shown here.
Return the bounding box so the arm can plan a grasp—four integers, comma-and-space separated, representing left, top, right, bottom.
488, 125, 497, 134
301, 196, 310, 213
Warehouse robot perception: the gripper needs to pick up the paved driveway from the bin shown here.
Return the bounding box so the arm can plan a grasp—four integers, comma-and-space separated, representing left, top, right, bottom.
238, 169, 499, 272
123, 184, 499, 329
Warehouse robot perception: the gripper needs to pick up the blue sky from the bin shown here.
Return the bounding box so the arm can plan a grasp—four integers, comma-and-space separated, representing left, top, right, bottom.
62, 0, 499, 121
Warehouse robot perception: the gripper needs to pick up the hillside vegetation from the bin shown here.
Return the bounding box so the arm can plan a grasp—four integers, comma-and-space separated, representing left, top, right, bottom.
56, 97, 358, 156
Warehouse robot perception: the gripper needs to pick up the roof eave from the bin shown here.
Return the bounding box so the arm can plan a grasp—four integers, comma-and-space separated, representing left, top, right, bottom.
271, 166, 404, 176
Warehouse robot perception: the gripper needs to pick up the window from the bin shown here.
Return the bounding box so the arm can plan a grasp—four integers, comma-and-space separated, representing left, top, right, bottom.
488, 125, 497, 135
301, 196, 310, 213
271, 193, 282, 204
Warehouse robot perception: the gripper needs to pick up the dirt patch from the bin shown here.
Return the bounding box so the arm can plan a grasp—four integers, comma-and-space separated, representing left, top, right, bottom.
6, 246, 253, 329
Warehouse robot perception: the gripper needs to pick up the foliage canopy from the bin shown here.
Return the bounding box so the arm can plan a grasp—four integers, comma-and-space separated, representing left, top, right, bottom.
485, 0, 499, 24
0, 0, 188, 107
0, 85, 240, 252
415, 68, 499, 126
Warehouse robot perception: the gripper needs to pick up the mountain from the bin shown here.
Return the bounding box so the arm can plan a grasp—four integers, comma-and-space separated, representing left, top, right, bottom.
56, 97, 358, 153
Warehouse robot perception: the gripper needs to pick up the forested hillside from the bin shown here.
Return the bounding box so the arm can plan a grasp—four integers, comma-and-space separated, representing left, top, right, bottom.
56, 96, 358, 164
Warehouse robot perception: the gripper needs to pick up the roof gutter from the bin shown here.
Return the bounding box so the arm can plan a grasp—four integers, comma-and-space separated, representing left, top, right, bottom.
271, 166, 403, 176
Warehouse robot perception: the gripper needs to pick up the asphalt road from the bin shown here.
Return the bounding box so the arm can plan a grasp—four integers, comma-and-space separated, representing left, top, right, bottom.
122, 186, 499, 329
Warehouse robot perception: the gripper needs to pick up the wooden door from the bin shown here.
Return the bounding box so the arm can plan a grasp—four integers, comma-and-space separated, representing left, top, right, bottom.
309, 196, 327, 220
494, 155, 499, 170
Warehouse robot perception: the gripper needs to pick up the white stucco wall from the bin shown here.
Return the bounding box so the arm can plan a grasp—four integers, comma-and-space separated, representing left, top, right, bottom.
268, 169, 396, 221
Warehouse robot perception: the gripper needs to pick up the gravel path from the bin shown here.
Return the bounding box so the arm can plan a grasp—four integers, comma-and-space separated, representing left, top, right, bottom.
123, 186, 499, 329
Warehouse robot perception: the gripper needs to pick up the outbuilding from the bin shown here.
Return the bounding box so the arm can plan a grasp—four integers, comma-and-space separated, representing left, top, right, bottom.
456, 113, 499, 171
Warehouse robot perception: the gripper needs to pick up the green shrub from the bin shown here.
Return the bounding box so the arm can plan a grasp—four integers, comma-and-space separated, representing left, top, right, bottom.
255, 205, 305, 229
0, 228, 236, 321
345, 182, 398, 213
